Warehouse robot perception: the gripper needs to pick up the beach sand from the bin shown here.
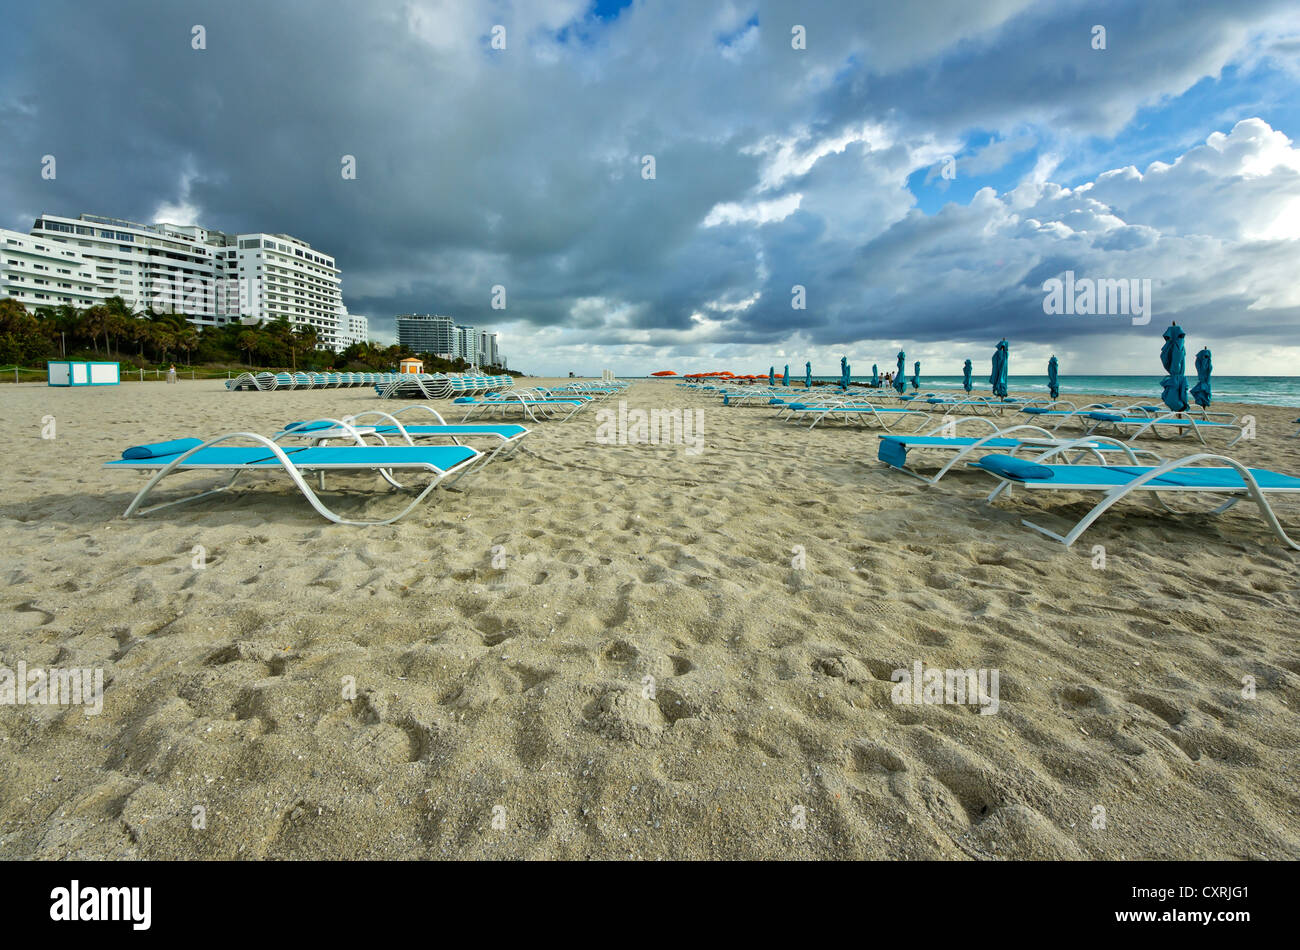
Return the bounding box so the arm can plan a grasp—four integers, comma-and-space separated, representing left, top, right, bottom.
1, 378, 1298, 859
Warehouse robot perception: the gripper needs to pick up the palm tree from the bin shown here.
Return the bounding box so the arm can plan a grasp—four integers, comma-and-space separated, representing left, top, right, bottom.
291, 324, 319, 370
131, 317, 152, 358
102, 296, 138, 357
50, 305, 78, 356
175, 326, 199, 365
237, 330, 259, 367
152, 326, 175, 364
79, 305, 109, 355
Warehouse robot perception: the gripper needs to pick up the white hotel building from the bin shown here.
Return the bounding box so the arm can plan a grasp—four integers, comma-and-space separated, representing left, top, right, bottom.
1, 229, 101, 310
2, 213, 355, 351
222, 232, 344, 348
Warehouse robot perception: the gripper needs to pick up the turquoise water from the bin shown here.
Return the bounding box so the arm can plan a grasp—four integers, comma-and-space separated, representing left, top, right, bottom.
656, 375, 1300, 407
887, 376, 1300, 408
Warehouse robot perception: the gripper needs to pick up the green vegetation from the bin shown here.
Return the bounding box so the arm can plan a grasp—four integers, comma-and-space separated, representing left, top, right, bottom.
0, 296, 522, 379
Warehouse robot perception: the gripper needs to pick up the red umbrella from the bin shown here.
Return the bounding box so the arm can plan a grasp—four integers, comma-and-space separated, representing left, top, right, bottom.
650, 370, 677, 376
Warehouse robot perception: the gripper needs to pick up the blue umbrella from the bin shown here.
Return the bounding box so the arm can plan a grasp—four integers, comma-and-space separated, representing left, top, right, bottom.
1160, 323, 1189, 412
1191, 347, 1212, 409
782, 364, 789, 387
990, 340, 1009, 398
870, 363, 880, 387
894, 351, 906, 394
804, 361, 812, 389
962, 359, 972, 393
768, 366, 775, 386
910, 361, 920, 390
1047, 356, 1059, 400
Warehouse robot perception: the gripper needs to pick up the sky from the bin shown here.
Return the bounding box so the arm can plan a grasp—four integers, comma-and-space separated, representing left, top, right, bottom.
2, 0, 1299, 376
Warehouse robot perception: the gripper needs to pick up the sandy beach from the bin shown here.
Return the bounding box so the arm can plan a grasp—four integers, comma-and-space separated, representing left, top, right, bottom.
1, 378, 1297, 860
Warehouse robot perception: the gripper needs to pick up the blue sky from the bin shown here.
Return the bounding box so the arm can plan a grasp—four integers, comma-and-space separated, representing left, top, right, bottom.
2, 0, 1299, 375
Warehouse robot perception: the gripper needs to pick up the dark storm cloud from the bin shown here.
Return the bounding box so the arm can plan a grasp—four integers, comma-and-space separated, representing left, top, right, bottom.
1, 0, 1298, 372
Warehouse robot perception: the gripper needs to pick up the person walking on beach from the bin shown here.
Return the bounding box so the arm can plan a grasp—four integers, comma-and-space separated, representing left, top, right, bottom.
166, 364, 177, 384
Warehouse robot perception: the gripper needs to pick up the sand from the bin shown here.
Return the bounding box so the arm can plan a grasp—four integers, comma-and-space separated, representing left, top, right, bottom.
1, 378, 1297, 859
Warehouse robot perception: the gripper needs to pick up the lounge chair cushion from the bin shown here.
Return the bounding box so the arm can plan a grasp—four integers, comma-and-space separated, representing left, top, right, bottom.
973, 453, 1054, 481
877, 438, 908, 469
1021, 407, 1050, 414
1087, 411, 1126, 422
122, 438, 205, 460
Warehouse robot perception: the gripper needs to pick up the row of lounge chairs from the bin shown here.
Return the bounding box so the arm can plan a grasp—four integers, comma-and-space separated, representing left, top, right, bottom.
453, 383, 628, 422
227, 371, 404, 391
870, 417, 1298, 550
105, 406, 532, 525
226, 371, 515, 395
105, 381, 629, 523
375, 374, 514, 399
687, 383, 1296, 550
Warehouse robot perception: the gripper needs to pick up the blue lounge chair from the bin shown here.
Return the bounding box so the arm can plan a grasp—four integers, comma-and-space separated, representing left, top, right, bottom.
780, 402, 930, 430
458, 393, 586, 422
105, 434, 483, 525
969, 451, 1300, 549
876, 418, 1160, 485
280, 407, 530, 472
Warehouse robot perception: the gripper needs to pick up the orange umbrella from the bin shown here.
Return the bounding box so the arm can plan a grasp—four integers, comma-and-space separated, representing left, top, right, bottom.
651, 370, 677, 376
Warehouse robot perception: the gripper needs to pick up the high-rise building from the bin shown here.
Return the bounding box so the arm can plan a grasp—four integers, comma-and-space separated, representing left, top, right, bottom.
9, 213, 351, 350
453, 325, 475, 362
396, 314, 456, 356
29, 214, 234, 325
338, 310, 369, 348
477, 330, 500, 367
222, 232, 344, 348
0, 227, 100, 310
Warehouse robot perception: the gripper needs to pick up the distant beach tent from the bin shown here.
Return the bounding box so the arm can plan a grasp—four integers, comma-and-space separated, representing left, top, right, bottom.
805, 361, 812, 388
910, 361, 920, 391
870, 364, 880, 387
990, 340, 1009, 398
1047, 356, 1059, 400
962, 359, 972, 393
399, 357, 424, 375
1191, 347, 1213, 408
1160, 323, 1189, 412
782, 364, 790, 387
650, 370, 677, 376
894, 352, 906, 394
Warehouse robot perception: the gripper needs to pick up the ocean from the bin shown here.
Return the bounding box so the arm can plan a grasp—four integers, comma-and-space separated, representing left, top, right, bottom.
654, 375, 1300, 408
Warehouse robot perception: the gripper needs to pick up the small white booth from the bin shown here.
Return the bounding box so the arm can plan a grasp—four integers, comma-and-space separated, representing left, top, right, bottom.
47, 361, 121, 387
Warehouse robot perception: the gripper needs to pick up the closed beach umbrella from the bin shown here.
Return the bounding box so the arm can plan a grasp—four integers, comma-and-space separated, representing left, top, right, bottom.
805, 361, 812, 388
782, 364, 789, 386
962, 359, 972, 393
894, 351, 906, 393
1191, 347, 1213, 408
769, 366, 775, 386
1160, 323, 1189, 412
870, 363, 880, 387
841, 360, 851, 388
910, 361, 920, 390
990, 340, 1009, 398
1047, 356, 1059, 400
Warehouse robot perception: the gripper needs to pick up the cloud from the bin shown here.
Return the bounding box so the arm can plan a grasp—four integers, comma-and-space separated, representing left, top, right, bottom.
0, 0, 1298, 374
